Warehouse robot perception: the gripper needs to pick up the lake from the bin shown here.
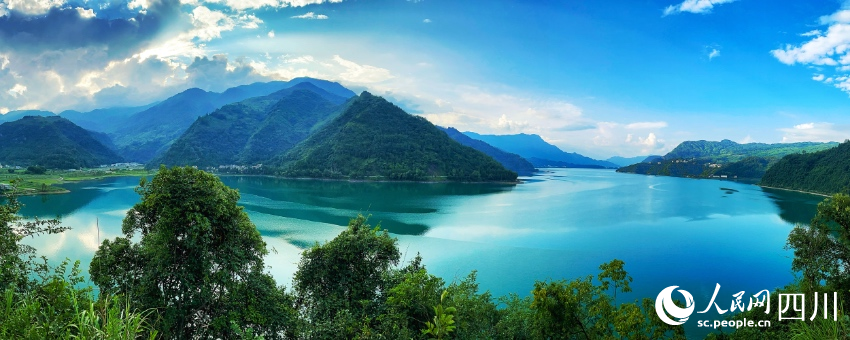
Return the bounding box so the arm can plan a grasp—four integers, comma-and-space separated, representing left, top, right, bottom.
17, 168, 824, 338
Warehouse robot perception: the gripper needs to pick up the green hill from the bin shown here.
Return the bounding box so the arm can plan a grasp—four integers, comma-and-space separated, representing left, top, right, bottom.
760, 141, 850, 195
0, 116, 122, 168
618, 140, 839, 179
664, 139, 837, 163
153, 83, 346, 168
439, 127, 536, 176
273, 92, 517, 182
110, 78, 355, 163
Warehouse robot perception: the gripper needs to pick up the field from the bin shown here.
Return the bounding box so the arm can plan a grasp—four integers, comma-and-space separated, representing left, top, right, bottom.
0, 167, 154, 195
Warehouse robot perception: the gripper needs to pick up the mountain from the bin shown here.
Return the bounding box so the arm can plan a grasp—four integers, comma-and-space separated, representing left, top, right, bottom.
606, 156, 651, 167
760, 141, 850, 195
273, 92, 517, 182
60, 105, 155, 133
0, 116, 122, 168
439, 127, 536, 176
0, 110, 56, 123
462, 132, 619, 168
153, 83, 347, 168
110, 78, 356, 163
664, 139, 838, 163
617, 140, 839, 180
642, 155, 663, 163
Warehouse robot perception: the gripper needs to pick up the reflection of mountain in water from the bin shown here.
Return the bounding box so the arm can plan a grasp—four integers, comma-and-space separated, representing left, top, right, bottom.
761, 188, 822, 225
220, 176, 516, 236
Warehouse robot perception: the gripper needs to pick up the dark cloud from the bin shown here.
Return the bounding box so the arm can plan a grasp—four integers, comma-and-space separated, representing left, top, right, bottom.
0, 0, 181, 58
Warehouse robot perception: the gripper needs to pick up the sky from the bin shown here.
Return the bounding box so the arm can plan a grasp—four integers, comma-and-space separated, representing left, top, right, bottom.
1, 0, 850, 159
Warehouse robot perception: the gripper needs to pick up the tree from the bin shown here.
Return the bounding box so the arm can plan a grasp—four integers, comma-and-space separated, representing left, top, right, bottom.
293, 214, 401, 337
90, 166, 295, 339
787, 194, 850, 296
0, 185, 66, 292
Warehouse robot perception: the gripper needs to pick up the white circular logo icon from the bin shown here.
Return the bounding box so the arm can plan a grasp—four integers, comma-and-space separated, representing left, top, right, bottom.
655, 286, 695, 326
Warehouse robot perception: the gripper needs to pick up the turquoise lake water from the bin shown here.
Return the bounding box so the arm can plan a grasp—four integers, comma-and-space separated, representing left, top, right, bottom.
17, 168, 824, 338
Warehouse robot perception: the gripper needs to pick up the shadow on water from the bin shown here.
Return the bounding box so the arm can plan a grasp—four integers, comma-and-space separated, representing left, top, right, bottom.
220, 176, 516, 235
761, 187, 823, 225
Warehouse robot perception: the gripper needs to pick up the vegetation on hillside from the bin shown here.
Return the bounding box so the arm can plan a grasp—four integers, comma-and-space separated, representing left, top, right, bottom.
760, 141, 850, 195
618, 139, 839, 180
274, 92, 518, 182
0, 116, 123, 169
664, 139, 837, 163
154, 84, 345, 168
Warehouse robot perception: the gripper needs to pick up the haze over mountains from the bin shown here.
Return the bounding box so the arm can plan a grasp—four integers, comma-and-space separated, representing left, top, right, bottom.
463, 132, 620, 169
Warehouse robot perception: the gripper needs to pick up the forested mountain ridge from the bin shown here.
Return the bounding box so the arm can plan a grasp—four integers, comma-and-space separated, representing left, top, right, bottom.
760, 141, 850, 195
272, 92, 518, 181
152, 83, 346, 168
0, 116, 122, 168
664, 139, 837, 163
107, 78, 355, 163
462, 132, 619, 168
439, 127, 536, 176
617, 139, 839, 180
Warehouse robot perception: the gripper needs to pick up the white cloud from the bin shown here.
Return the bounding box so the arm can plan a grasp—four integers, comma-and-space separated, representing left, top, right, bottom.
708, 48, 720, 60
190, 6, 235, 42
801, 30, 822, 37
2, 0, 65, 16
291, 12, 328, 19
332, 55, 393, 83
8, 83, 26, 98
663, 0, 737, 16
75, 7, 96, 19
496, 114, 529, 132
203, 0, 343, 11
423, 18, 432, 23
772, 4, 850, 95
740, 135, 753, 144
268, 30, 275, 38
780, 122, 849, 143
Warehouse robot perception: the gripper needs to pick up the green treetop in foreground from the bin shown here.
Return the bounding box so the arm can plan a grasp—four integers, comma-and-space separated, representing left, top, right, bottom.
90, 166, 296, 339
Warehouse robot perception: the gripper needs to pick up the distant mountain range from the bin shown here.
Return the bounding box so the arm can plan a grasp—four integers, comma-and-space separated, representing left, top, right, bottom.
0, 116, 122, 169
605, 156, 652, 167
617, 139, 839, 180
760, 141, 850, 195
462, 132, 619, 169
439, 127, 536, 176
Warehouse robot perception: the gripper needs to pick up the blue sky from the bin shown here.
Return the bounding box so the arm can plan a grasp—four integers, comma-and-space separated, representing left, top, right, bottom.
1, 0, 850, 158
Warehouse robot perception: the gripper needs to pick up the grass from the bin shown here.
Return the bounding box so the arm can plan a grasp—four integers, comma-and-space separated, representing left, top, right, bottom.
0, 168, 155, 195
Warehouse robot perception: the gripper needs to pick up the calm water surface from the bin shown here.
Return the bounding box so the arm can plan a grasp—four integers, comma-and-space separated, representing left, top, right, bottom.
18, 168, 823, 337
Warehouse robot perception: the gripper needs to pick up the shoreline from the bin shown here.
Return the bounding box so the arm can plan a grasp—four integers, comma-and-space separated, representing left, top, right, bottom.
758, 185, 831, 198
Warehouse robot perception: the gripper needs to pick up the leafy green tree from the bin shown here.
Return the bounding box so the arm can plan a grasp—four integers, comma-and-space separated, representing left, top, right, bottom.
598, 259, 633, 301
422, 291, 456, 339
293, 214, 401, 338
90, 166, 296, 339
0, 186, 67, 292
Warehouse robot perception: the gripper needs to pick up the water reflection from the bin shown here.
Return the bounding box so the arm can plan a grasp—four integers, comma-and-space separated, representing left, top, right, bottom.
761, 187, 822, 225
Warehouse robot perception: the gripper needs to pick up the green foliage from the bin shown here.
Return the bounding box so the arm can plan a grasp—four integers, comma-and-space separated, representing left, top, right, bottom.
665, 139, 837, 163
422, 291, 456, 339
761, 141, 850, 195
90, 166, 296, 339
154, 85, 344, 168
276, 92, 518, 182
0, 116, 122, 169
25, 165, 47, 175
293, 214, 401, 338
